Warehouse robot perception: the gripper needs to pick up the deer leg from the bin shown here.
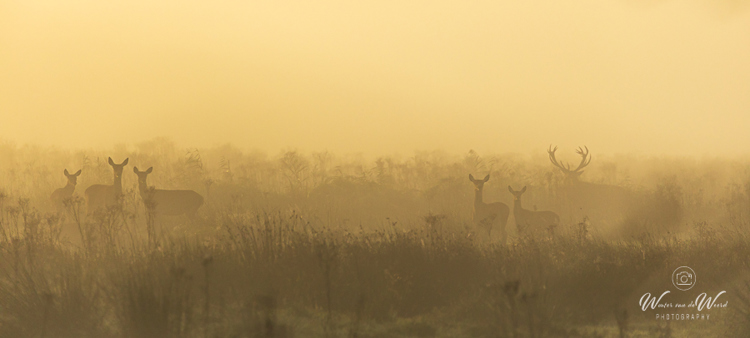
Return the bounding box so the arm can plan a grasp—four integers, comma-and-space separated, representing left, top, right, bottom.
516, 222, 524, 237
498, 223, 507, 245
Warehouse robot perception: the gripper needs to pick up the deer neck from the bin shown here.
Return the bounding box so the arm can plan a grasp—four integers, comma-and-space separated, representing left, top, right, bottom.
62, 182, 76, 194
136, 180, 145, 195
565, 175, 581, 186
474, 188, 484, 206
513, 198, 524, 213
113, 174, 123, 193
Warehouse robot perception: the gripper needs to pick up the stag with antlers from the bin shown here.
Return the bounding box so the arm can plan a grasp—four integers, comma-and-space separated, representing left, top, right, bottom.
548, 145, 592, 185
547, 145, 639, 228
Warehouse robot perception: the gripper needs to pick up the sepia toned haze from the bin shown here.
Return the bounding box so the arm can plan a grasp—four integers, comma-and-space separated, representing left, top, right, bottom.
5, 2, 750, 336
1, 0, 749, 157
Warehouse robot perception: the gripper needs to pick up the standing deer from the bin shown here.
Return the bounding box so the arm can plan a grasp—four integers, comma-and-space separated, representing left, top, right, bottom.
133, 166, 204, 217
548, 146, 638, 225
548, 145, 682, 235
50, 169, 82, 209
548, 145, 592, 186
85, 157, 128, 212
469, 174, 510, 243
507, 186, 559, 235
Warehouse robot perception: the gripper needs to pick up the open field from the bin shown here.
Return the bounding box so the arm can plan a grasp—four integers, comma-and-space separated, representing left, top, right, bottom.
1, 140, 749, 337
3, 1, 749, 337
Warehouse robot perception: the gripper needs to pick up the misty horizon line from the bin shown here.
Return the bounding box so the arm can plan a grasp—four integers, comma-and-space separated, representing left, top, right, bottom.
1, 136, 749, 161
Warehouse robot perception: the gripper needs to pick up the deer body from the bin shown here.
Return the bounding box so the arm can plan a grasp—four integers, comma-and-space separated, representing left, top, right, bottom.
548, 146, 684, 236
85, 158, 128, 212
548, 146, 639, 224
470, 174, 510, 243
134, 167, 203, 217
50, 169, 82, 208
508, 186, 559, 235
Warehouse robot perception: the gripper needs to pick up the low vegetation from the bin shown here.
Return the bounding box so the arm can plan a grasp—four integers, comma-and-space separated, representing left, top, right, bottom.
0, 139, 749, 337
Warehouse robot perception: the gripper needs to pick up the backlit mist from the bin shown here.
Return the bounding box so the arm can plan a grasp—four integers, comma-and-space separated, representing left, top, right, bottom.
1, 0, 749, 156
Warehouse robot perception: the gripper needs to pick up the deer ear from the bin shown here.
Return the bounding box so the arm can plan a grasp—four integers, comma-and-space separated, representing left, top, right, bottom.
521, 186, 527, 193
64, 169, 70, 176
133, 167, 139, 173
122, 158, 129, 166
469, 174, 475, 182
108, 157, 115, 165
507, 186, 513, 193
74, 169, 82, 176
483, 174, 490, 182
146, 167, 153, 174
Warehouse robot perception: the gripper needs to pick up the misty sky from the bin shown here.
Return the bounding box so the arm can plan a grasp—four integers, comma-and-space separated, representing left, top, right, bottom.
1, 1, 749, 156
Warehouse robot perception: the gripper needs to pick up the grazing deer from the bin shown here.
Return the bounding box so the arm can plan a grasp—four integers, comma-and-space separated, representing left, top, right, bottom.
85, 157, 128, 212
469, 174, 510, 243
50, 169, 82, 209
507, 186, 559, 235
133, 166, 204, 217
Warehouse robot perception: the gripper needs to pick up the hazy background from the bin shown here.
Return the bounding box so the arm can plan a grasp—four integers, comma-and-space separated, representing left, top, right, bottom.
1, 0, 749, 157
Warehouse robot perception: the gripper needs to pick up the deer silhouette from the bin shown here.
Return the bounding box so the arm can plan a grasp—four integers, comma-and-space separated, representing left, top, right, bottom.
85, 158, 128, 212
469, 174, 510, 243
133, 166, 204, 218
50, 169, 81, 209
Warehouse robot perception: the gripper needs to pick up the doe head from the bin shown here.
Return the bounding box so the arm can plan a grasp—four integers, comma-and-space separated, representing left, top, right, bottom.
64, 169, 82, 185
507, 186, 527, 201
469, 174, 490, 190
133, 166, 153, 185
108, 157, 129, 178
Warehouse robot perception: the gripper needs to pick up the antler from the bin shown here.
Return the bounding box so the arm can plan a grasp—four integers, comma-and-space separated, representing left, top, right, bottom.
572, 146, 591, 172
548, 145, 592, 173
548, 145, 571, 173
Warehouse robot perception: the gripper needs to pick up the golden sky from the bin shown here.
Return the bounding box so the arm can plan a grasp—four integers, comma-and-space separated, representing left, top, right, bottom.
1, 1, 749, 156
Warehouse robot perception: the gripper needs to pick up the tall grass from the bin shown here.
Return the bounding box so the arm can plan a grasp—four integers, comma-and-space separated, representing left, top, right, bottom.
0, 141, 748, 336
